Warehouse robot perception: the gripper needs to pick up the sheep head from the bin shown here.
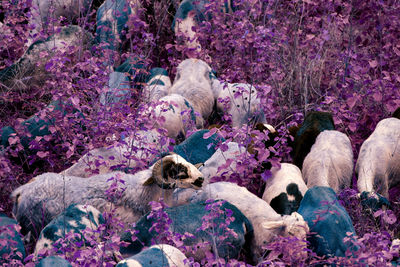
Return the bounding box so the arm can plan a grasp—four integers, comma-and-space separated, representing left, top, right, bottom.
256, 212, 309, 259
144, 153, 204, 190
173, 58, 212, 86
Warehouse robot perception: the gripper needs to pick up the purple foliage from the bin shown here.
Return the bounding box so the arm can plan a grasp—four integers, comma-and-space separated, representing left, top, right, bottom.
1, 0, 400, 265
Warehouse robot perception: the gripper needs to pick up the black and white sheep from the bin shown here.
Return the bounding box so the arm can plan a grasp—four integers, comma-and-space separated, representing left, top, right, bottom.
117, 244, 188, 267
302, 130, 353, 193
168, 59, 215, 121
216, 83, 266, 128
291, 111, 335, 169
356, 117, 400, 199
190, 182, 309, 263
34, 204, 104, 255
262, 163, 308, 215
12, 154, 204, 237
143, 68, 171, 103
61, 129, 166, 178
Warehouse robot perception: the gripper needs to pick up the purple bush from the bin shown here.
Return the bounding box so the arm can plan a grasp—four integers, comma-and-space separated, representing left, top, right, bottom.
1, 0, 399, 265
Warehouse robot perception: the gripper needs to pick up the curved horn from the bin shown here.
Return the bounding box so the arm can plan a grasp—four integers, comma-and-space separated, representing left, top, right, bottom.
151, 156, 175, 189
261, 220, 285, 230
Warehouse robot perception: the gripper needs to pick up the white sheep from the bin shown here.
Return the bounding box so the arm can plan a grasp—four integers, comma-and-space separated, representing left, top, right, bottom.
12, 154, 204, 236
62, 129, 166, 178
170, 141, 244, 206
1, 25, 92, 88
154, 94, 204, 140
302, 130, 354, 193
356, 117, 400, 199
216, 83, 266, 128
143, 68, 171, 103
116, 244, 188, 267
190, 182, 309, 263
199, 141, 244, 185
169, 59, 215, 121
262, 163, 308, 215
28, 0, 90, 46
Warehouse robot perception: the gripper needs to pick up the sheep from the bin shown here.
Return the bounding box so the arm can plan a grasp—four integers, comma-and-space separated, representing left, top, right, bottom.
189, 182, 309, 263
172, 129, 225, 165
154, 94, 204, 140
390, 239, 400, 265
168, 59, 215, 121
114, 57, 148, 86
11, 153, 204, 237
392, 107, 400, 119
28, 0, 91, 46
216, 83, 266, 128
356, 117, 400, 201
36, 256, 72, 267
198, 141, 244, 186
120, 201, 252, 263
61, 129, 167, 178
117, 244, 188, 267
246, 122, 279, 171
172, 0, 234, 51
0, 25, 93, 89
34, 204, 104, 255
291, 111, 335, 169
302, 130, 354, 193
0, 100, 84, 152
0, 213, 26, 265
262, 163, 308, 215
96, 0, 141, 50
297, 186, 357, 258
170, 140, 242, 207
143, 68, 171, 103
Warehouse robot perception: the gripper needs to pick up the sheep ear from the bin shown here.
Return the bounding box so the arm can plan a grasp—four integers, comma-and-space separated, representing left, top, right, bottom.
143, 177, 155, 186
195, 163, 204, 169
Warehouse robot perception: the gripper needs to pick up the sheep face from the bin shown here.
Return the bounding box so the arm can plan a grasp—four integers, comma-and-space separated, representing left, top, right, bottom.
259, 212, 309, 259
169, 59, 214, 119
173, 58, 212, 86
146, 154, 204, 190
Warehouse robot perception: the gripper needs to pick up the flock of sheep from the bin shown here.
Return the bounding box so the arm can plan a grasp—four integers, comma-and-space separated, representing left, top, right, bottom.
1, 0, 400, 266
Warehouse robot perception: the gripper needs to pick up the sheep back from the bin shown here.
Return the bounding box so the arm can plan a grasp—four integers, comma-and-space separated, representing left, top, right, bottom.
292, 111, 335, 169
297, 186, 356, 258
120, 201, 253, 262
